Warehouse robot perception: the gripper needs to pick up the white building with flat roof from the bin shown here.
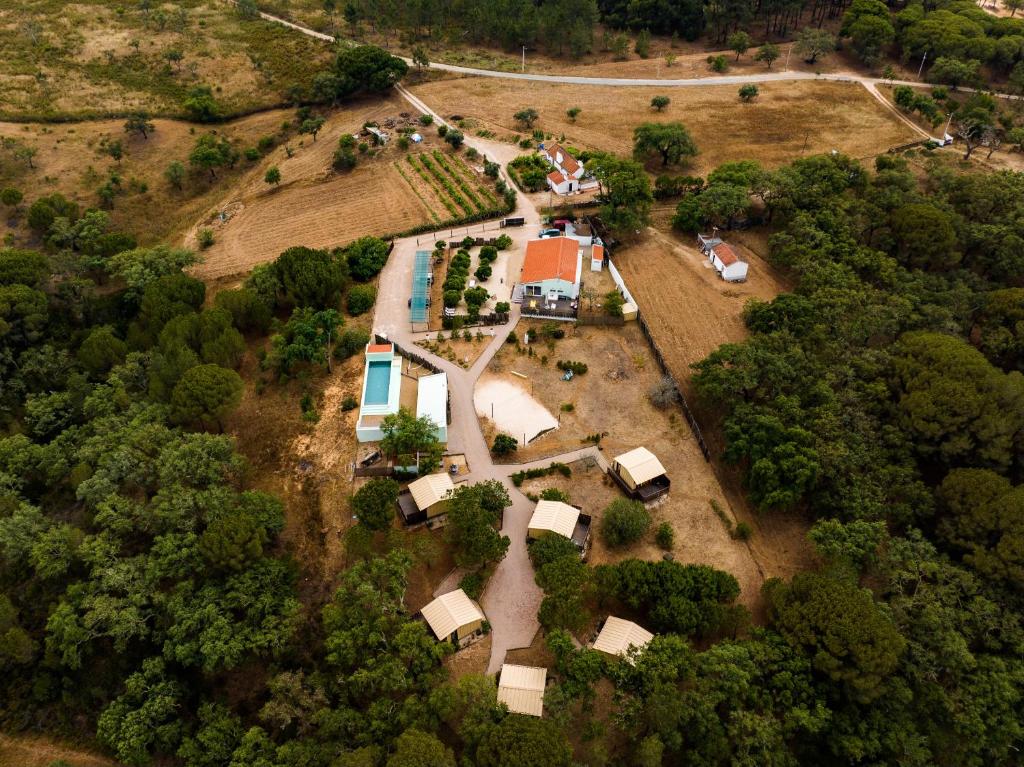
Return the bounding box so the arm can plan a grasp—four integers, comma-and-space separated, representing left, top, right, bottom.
416, 372, 448, 443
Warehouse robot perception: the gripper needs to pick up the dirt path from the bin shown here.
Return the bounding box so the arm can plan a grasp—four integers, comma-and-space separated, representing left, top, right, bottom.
256, 6, 1021, 103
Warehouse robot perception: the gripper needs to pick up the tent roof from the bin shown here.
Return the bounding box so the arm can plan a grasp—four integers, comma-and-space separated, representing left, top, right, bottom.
421, 589, 485, 640
416, 373, 447, 432
613, 447, 667, 485
408, 472, 455, 511
497, 664, 547, 717
528, 500, 579, 539
593, 616, 654, 658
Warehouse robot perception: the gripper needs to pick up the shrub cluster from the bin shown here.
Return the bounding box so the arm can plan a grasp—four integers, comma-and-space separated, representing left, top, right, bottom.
556, 360, 588, 375
511, 462, 572, 487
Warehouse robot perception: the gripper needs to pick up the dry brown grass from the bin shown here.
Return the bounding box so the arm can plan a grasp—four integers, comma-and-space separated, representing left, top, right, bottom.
483, 322, 790, 610
0, 108, 294, 246
0, 0, 330, 119
0, 92, 441, 279
0, 733, 116, 767
409, 78, 920, 175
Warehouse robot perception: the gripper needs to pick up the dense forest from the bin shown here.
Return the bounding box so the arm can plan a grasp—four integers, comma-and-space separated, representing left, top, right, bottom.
325, 0, 1024, 90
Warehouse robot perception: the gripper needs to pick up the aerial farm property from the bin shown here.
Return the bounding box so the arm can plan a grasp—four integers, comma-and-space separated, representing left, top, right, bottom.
4, 0, 1024, 764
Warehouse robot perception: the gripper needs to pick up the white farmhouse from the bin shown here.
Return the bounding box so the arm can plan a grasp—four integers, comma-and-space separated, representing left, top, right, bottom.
540, 143, 597, 195
697, 233, 749, 283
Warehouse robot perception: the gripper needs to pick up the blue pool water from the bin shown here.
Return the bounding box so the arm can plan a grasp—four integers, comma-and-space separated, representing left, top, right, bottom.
364, 361, 392, 405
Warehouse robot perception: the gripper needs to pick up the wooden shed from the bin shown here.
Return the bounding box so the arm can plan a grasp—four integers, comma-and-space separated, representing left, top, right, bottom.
497, 664, 547, 717
420, 589, 486, 645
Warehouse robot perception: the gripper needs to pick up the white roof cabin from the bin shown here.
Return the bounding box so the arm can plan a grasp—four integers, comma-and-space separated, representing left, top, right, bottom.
497, 664, 547, 717
613, 447, 668, 487
593, 616, 654, 660
420, 589, 486, 642
528, 500, 580, 539
408, 472, 455, 512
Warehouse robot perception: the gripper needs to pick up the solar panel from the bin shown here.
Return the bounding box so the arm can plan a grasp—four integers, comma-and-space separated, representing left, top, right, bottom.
410, 250, 430, 324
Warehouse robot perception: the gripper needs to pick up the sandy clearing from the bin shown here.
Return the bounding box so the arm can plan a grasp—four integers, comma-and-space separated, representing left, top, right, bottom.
475, 375, 558, 443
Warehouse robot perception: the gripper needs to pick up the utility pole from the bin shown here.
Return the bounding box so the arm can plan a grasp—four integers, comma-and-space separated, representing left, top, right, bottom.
522, 46, 526, 73
917, 50, 928, 80
785, 44, 792, 71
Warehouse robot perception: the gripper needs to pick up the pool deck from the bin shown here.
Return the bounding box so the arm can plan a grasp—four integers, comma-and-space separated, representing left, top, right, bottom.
356, 346, 403, 442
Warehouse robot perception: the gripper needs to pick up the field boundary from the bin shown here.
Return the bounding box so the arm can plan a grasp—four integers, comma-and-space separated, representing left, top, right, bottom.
606, 254, 711, 462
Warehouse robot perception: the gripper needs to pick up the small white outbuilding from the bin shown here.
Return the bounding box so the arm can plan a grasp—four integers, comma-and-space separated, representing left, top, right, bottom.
697, 233, 748, 282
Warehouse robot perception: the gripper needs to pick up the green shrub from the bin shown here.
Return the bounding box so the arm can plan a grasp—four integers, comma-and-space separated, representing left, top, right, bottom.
459, 572, 484, 600
495, 234, 512, 249
733, 521, 753, 541
347, 284, 377, 315
656, 522, 675, 550
492, 433, 518, 456
334, 327, 372, 360
556, 360, 588, 375
198, 229, 215, 249
539, 487, 570, 502
341, 395, 358, 411
600, 498, 651, 547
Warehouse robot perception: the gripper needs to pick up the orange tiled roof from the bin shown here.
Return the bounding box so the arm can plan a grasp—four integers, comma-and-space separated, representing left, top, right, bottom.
548, 170, 566, 185
521, 238, 579, 284
713, 243, 739, 266
367, 343, 393, 353
547, 143, 580, 174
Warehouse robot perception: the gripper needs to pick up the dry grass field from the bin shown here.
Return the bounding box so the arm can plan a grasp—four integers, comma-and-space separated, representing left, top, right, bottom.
0, 733, 117, 767
186, 97, 506, 280
616, 228, 788, 396
1, 108, 291, 247
409, 78, 920, 175
0, 0, 329, 119
480, 321, 809, 611
0, 92, 452, 277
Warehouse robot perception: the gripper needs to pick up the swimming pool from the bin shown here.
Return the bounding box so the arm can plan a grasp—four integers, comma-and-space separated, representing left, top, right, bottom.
364, 360, 392, 405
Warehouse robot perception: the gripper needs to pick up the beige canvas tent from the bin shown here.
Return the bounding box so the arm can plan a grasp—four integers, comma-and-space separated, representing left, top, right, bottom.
420, 589, 485, 644
399, 472, 455, 524
610, 447, 670, 500
497, 664, 547, 717
527, 500, 580, 540
592, 616, 654, 660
